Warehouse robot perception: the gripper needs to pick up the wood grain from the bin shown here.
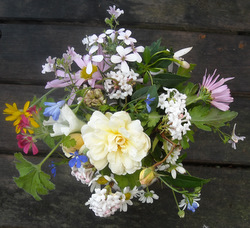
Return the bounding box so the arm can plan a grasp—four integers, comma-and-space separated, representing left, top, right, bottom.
0, 0, 249, 32
1, 24, 250, 92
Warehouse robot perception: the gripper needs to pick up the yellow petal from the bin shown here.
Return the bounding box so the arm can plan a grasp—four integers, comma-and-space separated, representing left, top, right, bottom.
23, 101, 30, 112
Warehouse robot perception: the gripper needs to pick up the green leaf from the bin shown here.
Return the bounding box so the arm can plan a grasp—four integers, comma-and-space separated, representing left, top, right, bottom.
62, 135, 76, 148
159, 172, 210, 189
147, 111, 161, 128
114, 170, 141, 189
147, 39, 165, 55
177, 63, 196, 77
14, 153, 55, 201
189, 105, 238, 131
153, 73, 188, 87
143, 46, 151, 64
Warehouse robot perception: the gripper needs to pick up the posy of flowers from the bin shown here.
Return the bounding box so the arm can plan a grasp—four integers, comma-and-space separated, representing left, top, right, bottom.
3, 6, 245, 218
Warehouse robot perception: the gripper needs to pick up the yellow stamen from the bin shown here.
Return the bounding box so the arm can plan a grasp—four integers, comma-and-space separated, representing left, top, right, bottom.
80, 65, 98, 79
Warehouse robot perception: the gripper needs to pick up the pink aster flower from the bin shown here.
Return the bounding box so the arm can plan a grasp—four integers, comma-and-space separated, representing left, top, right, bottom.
200, 69, 234, 111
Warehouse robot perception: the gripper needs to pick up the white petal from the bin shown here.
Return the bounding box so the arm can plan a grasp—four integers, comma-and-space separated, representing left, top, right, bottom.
111, 55, 121, 64
174, 47, 193, 58
89, 45, 98, 55
125, 53, 137, 62
92, 55, 103, 62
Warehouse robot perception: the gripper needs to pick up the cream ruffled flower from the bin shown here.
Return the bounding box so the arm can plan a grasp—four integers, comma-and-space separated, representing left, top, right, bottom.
81, 111, 151, 175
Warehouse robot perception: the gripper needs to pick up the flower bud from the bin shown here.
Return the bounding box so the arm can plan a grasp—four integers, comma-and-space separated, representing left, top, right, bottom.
139, 167, 156, 186
180, 60, 190, 69
178, 210, 185, 218
62, 133, 85, 157
84, 89, 106, 107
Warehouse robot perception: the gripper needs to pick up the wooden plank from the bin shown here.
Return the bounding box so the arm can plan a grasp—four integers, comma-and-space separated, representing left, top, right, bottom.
1, 24, 250, 92
0, 154, 249, 227
1, 84, 249, 165
0, 0, 250, 32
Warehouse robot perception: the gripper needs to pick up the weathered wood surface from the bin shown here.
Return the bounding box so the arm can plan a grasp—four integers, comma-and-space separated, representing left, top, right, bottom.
0, 0, 249, 227
1, 24, 250, 91
0, 0, 250, 32
1, 155, 250, 228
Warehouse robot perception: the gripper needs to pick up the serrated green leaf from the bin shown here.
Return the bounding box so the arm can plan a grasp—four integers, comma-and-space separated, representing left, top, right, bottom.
14, 153, 55, 201
147, 111, 161, 128
62, 135, 76, 148
190, 105, 238, 131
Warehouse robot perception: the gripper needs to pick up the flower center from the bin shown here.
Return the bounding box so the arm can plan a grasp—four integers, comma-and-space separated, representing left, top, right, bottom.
80, 65, 98, 79
125, 192, 131, 200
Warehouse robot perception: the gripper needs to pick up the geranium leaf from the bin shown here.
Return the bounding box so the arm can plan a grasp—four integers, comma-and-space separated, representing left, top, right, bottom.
14, 153, 55, 201
190, 105, 238, 131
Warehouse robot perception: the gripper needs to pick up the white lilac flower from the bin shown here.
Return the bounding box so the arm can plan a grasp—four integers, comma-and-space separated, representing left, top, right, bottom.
107, 5, 124, 19
81, 111, 151, 175
43, 104, 85, 137
111, 46, 137, 72
71, 165, 95, 185
138, 190, 159, 204
117, 30, 137, 45
41, 56, 56, 74
228, 123, 246, 149
104, 66, 140, 100
158, 88, 191, 140
179, 194, 201, 212
85, 188, 123, 217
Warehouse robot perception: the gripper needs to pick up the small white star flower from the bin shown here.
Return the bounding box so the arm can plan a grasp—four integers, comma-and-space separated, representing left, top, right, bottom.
228, 124, 246, 149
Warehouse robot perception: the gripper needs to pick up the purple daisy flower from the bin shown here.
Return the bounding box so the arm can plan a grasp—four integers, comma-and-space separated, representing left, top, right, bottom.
200, 69, 234, 111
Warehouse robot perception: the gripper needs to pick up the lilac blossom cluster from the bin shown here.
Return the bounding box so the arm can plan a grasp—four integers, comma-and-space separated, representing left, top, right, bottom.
158, 88, 191, 140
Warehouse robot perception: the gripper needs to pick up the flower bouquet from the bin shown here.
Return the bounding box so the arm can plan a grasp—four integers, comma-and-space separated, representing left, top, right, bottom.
4, 5, 245, 218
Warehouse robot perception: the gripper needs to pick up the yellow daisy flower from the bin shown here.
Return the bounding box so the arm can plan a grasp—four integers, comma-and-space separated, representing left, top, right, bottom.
3, 101, 39, 133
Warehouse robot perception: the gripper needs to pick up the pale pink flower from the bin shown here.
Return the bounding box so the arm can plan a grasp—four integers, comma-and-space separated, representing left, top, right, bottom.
200, 69, 234, 111
111, 46, 137, 72
107, 5, 124, 19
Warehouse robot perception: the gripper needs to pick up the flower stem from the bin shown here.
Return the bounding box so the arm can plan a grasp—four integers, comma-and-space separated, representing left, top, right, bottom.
31, 88, 57, 107
38, 140, 63, 168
